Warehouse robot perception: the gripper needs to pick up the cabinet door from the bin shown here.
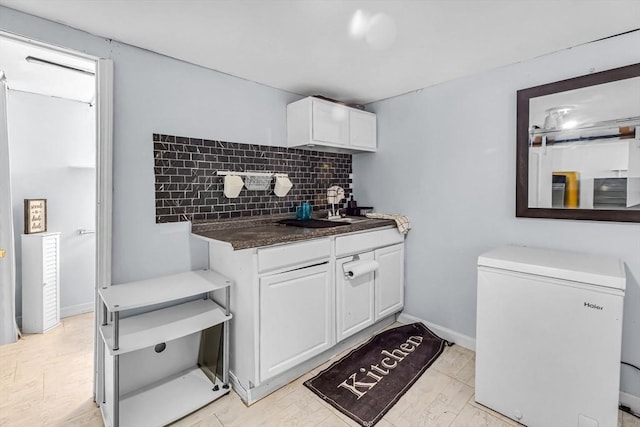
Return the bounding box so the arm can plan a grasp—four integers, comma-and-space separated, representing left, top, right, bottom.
336, 252, 375, 342
311, 99, 348, 145
349, 109, 377, 151
41, 234, 60, 331
374, 244, 404, 320
22, 233, 60, 333
259, 263, 334, 382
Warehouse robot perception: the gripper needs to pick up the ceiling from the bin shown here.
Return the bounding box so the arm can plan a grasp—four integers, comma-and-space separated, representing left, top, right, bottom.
1, 0, 639, 105
0, 35, 95, 103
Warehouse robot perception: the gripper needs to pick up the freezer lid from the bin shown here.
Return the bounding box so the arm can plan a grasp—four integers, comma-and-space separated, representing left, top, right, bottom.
477, 245, 626, 291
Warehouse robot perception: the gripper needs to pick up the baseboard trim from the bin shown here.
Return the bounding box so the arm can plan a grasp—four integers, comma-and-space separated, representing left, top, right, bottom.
16, 303, 94, 326
397, 312, 477, 351
61, 302, 94, 318
228, 371, 248, 403
620, 391, 640, 415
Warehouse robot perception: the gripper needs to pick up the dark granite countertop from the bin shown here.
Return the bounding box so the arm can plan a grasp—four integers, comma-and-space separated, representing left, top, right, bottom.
191, 214, 397, 250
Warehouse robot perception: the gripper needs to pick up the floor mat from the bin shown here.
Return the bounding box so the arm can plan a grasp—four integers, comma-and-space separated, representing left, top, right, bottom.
304, 323, 447, 426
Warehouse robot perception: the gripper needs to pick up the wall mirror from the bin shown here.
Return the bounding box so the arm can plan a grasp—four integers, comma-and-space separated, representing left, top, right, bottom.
516, 63, 640, 222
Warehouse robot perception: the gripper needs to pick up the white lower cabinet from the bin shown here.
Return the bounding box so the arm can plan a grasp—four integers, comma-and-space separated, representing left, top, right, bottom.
336, 243, 405, 342
200, 227, 404, 404
336, 251, 375, 342
374, 244, 405, 320
259, 263, 334, 382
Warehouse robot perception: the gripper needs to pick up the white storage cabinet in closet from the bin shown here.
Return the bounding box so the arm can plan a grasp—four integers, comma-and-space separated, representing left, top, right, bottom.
335, 228, 404, 342
21, 232, 61, 333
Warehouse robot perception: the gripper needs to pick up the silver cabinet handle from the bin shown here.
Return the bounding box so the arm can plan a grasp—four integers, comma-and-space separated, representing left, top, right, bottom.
77, 229, 95, 235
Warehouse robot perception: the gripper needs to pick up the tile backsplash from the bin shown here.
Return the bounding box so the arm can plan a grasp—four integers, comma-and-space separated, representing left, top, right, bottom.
153, 134, 352, 223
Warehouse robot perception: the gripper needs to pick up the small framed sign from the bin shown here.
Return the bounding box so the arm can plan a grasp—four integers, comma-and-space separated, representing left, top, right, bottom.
24, 199, 47, 234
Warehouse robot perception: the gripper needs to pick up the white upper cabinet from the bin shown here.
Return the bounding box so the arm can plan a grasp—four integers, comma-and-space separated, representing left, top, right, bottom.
287, 97, 377, 153
311, 98, 349, 145
349, 108, 377, 151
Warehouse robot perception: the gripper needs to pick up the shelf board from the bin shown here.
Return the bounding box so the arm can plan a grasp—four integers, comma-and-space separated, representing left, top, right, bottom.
100, 299, 231, 355
531, 116, 639, 136
98, 269, 232, 312
104, 367, 229, 427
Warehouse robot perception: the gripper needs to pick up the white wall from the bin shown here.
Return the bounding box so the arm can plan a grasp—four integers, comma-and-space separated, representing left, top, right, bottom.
355, 31, 640, 397
0, 6, 303, 286
7, 90, 95, 318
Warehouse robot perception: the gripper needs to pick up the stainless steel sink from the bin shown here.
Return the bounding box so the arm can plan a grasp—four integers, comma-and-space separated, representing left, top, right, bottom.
276, 218, 350, 228
277, 217, 369, 228
325, 217, 368, 223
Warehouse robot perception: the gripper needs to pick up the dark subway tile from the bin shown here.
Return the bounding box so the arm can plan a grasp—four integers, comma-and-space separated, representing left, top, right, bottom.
152, 134, 354, 223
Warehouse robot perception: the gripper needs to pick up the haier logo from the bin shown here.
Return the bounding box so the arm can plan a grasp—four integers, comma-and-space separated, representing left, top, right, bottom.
584, 302, 603, 311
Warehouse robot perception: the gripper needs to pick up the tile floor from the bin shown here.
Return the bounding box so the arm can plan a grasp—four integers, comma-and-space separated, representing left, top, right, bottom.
0, 313, 638, 426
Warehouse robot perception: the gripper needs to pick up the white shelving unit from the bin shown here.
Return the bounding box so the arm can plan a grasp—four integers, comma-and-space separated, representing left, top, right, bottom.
98, 269, 233, 427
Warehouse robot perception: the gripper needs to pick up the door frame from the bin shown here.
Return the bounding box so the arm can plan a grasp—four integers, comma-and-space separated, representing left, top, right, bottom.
0, 30, 113, 404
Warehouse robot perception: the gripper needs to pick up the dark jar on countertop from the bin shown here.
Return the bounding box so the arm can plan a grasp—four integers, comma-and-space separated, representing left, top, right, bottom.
346, 195, 358, 216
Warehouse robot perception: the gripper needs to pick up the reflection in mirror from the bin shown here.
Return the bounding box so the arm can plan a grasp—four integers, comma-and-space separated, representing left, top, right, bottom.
516, 63, 640, 222
528, 77, 640, 210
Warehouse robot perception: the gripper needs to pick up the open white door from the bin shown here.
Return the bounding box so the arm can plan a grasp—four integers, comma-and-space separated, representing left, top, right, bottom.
0, 72, 19, 345
93, 58, 113, 405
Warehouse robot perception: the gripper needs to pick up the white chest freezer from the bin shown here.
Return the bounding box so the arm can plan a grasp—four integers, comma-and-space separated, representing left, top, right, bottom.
476, 245, 625, 427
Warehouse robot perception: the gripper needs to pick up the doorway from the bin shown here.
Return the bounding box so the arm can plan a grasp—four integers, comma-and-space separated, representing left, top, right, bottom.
0, 30, 112, 407
2, 32, 96, 326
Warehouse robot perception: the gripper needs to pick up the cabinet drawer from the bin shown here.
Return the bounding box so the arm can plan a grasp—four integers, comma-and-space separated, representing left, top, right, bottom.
258, 238, 330, 274
335, 228, 403, 257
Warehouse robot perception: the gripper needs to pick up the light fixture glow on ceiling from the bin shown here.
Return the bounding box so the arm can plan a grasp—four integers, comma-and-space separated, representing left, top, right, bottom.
349, 9, 397, 50
349, 9, 369, 39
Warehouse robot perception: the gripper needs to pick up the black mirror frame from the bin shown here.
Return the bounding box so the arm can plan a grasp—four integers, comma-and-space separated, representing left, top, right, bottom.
516, 63, 640, 223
